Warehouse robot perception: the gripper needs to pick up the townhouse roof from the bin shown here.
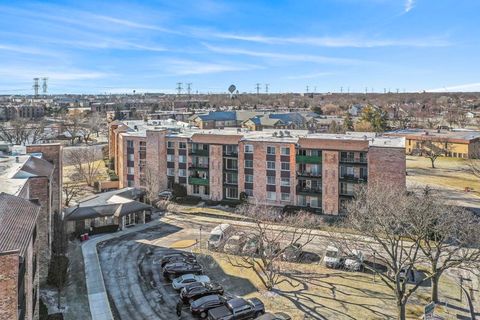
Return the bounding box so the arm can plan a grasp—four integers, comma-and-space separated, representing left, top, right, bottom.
0, 193, 40, 256
196, 111, 237, 121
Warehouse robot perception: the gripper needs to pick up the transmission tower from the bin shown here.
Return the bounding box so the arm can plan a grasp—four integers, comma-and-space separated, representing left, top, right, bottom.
176, 82, 183, 95
265, 83, 269, 94
340, 86, 343, 94
306, 85, 309, 94
186, 83, 192, 96
42, 77, 48, 94
33, 78, 40, 96
255, 83, 261, 94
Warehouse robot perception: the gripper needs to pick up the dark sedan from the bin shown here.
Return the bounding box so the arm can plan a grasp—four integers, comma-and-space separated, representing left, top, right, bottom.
160, 253, 197, 268
162, 262, 203, 280
180, 282, 224, 302
190, 294, 227, 318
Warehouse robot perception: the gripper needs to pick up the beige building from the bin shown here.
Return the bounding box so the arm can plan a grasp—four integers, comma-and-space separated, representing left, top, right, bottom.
110, 121, 406, 215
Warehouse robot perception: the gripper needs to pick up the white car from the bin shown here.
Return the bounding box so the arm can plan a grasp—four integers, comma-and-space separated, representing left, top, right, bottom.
171, 274, 210, 290
324, 246, 343, 268
344, 250, 364, 271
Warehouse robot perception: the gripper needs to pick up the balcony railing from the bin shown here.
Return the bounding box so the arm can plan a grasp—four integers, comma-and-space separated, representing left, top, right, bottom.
189, 163, 209, 170
189, 177, 209, 186
189, 149, 209, 156
223, 152, 238, 157
297, 171, 322, 178
296, 185, 322, 194
340, 157, 368, 164
340, 189, 355, 196
340, 175, 368, 183
296, 155, 322, 164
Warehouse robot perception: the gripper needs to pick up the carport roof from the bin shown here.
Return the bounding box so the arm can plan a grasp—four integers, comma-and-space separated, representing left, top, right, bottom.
64, 187, 152, 221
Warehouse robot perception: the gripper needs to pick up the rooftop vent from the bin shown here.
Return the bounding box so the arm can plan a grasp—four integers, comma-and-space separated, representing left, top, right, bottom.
279, 131, 284, 137
273, 132, 278, 137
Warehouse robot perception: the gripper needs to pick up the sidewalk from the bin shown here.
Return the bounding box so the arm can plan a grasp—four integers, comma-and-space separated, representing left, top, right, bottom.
81, 221, 161, 320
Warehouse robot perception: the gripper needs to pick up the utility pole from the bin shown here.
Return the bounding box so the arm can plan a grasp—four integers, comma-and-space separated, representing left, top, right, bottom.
265, 83, 269, 94
255, 83, 261, 95
176, 82, 183, 95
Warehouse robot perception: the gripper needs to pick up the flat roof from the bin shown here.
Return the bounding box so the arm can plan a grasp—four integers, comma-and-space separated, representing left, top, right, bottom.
387, 129, 480, 142
0, 155, 31, 195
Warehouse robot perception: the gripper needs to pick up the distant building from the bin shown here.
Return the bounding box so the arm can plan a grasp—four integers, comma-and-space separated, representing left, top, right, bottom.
385, 129, 480, 158
109, 121, 406, 215
0, 193, 41, 320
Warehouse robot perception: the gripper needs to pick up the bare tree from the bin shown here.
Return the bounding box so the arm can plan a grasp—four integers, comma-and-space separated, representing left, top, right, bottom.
65, 147, 102, 186
224, 204, 318, 291
0, 119, 48, 145
340, 184, 432, 320
62, 114, 83, 145
415, 138, 450, 168
141, 166, 160, 204
62, 173, 83, 207
48, 211, 69, 309
407, 188, 480, 303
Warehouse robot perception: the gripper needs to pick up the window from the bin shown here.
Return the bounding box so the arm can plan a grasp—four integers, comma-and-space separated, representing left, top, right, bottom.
167, 141, 175, 148
178, 169, 186, 177
281, 193, 290, 201
281, 147, 290, 155
167, 168, 175, 176
204, 186, 210, 195
281, 178, 290, 186
226, 187, 238, 199
193, 185, 200, 194
267, 146, 276, 155
244, 144, 254, 153
178, 155, 187, 163
267, 191, 276, 201
225, 158, 238, 170
245, 189, 253, 196
128, 154, 134, 161
281, 162, 290, 171
127, 167, 134, 174
267, 176, 275, 185
225, 172, 238, 184
267, 161, 275, 169
244, 160, 253, 168
245, 174, 254, 183
127, 140, 134, 148
167, 154, 174, 162
179, 142, 186, 149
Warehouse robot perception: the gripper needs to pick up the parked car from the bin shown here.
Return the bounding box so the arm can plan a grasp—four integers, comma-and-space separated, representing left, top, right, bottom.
190, 295, 228, 318
281, 243, 302, 262
180, 282, 224, 302
207, 297, 265, 320
163, 262, 203, 280
241, 235, 260, 256
208, 224, 234, 250
161, 252, 197, 268
256, 312, 292, 320
324, 246, 344, 268
172, 274, 211, 290
224, 234, 247, 254
344, 250, 364, 271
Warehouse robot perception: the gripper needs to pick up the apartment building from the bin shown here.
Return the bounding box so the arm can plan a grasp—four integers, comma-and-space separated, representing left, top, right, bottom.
0, 144, 63, 285
110, 121, 405, 215
0, 194, 40, 320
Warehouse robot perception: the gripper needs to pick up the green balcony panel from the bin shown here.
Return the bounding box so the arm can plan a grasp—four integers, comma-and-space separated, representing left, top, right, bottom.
189, 149, 209, 156
189, 177, 209, 186
296, 155, 322, 164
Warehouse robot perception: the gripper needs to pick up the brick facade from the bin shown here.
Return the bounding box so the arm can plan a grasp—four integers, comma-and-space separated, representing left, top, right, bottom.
0, 252, 19, 320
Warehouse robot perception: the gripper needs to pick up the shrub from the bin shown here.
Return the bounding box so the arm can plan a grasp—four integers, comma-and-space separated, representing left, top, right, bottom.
47, 255, 69, 288
39, 299, 48, 320
174, 195, 202, 205
90, 224, 119, 234
172, 183, 187, 198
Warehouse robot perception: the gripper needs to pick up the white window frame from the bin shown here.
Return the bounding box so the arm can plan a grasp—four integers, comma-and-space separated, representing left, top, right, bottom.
244, 144, 254, 153
267, 176, 275, 185
281, 178, 290, 186
267, 161, 275, 170
281, 162, 290, 171
267, 191, 276, 201
281, 147, 290, 156
267, 146, 276, 155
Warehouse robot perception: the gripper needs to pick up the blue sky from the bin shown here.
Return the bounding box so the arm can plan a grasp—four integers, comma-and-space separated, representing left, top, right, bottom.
0, 0, 479, 94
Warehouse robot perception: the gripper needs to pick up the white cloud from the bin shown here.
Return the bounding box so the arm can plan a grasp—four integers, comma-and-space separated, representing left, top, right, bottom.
405, 0, 415, 13
209, 32, 449, 48
203, 43, 363, 65
283, 72, 334, 80
427, 83, 480, 92
165, 59, 260, 75
0, 66, 111, 81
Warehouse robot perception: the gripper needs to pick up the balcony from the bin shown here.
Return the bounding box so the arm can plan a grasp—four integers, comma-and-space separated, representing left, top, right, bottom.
189, 149, 209, 156
297, 171, 322, 178
296, 185, 322, 195
340, 157, 368, 164
189, 177, 209, 186
189, 163, 209, 170
296, 155, 322, 164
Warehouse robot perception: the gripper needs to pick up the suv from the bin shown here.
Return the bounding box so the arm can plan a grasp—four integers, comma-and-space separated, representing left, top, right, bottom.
180, 282, 224, 302
163, 262, 203, 280
207, 297, 265, 320
190, 295, 228, 318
